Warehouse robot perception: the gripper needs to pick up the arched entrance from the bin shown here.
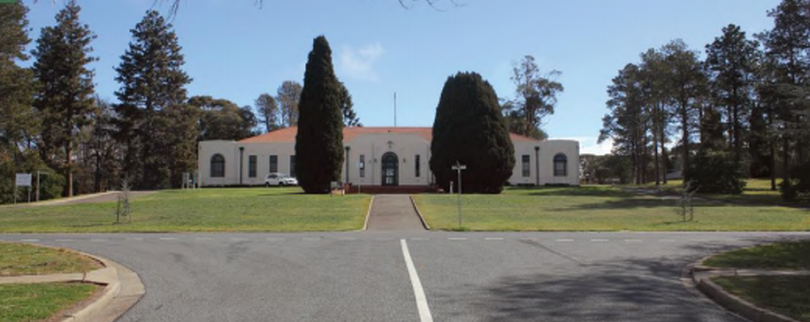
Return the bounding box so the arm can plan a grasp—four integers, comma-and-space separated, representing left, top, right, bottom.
381, 152, 399, 186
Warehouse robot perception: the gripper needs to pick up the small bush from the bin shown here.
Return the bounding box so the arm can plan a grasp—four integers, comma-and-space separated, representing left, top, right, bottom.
686, 149, 746, 195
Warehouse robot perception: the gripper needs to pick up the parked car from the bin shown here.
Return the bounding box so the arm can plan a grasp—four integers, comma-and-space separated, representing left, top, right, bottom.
265, 173, 298, 187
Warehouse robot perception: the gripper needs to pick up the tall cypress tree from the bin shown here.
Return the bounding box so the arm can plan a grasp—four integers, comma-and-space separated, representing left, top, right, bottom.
31, 0, 97, 197
430, 72, 515, 194
114, 10, 191, 189
295, 36, 344, 193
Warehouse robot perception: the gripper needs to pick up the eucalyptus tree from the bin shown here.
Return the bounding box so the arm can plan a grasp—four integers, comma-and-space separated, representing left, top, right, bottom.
510, 55, 564, 139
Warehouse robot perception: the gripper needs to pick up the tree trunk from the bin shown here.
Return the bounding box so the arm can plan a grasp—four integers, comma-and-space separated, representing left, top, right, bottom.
65, 145, 73, 198
783, 137, 790, 182
681, 101, 690, 183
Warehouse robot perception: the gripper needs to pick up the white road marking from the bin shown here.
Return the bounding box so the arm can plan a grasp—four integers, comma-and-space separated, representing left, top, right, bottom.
20, 239, 39, 242
556, 239, 574, 242
485, 237, 504, 241
624, 239, 643, 243
448, 237, 467, 241
159, 237, 178, 241
400, 239, 434, 322
590, 239, 610, 242
90, 239, 107, 242
55, 239, 74, 242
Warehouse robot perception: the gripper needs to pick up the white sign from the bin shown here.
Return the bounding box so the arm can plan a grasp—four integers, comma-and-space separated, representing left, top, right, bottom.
452, 165, 467, 170
357, 162, 364, 169
15, 173, 32, 187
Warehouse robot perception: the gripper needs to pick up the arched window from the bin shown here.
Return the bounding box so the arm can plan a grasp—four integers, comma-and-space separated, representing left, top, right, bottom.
211, 154, 225, 178
554, 154, 567, 177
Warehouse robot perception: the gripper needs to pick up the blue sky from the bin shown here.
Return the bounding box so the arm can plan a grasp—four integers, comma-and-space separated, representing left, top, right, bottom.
20, 0, 779, 154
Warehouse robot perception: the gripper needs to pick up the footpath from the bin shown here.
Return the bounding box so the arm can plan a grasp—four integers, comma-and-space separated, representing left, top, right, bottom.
365, 195, 429, 231
0, 251, 145, 322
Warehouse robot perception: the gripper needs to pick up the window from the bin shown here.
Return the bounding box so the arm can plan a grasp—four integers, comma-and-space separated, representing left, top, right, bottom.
359, 155, 365, 178
269, 155, 278, 173
210, 154, 225, 178
248, 155, 257, 178
554, 154, 568, 177
415, 155, 420, 177
290, 155, 296, 177
522, 155, 530, 177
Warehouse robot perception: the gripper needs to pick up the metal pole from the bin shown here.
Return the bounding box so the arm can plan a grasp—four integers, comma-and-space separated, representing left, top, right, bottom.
457, 165, 462, 228
13, 184, 17, 204
27, 186, 31, 203
36, 171, 41, 202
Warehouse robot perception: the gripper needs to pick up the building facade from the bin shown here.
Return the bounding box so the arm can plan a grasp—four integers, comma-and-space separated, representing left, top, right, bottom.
198, 127, 580, 187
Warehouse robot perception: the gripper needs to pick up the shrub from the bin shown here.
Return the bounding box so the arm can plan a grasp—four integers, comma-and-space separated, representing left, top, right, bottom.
781, 161, 810, 203
686, 149, 746, 194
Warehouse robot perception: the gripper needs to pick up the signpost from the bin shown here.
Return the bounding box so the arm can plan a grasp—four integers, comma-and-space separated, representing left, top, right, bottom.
451, 162, 467, 228
15, 173, 32, 204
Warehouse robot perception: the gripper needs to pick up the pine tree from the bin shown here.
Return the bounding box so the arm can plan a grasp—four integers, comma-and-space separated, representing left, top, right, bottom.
31, 0, 97, 197
430, 72, 515, 194
705, 24, 761, 167
338, 82, 362, 127
295, 36, 344, 193
114, 10, 192, 189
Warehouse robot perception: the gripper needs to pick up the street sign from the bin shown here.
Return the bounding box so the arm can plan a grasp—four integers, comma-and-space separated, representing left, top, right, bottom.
452, 165, 467, 170
15, 173, 32, 187
357, 162, 364, 169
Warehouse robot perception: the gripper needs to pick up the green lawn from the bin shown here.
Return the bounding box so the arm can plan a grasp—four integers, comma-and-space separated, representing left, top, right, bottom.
414, 185, 810, 231
713, 276, 810, 322
0, 187, 370, 233
624, 178, 793, 207
0, 283, 99, 322
703, 241, 810, 270
0, 243, 101, 276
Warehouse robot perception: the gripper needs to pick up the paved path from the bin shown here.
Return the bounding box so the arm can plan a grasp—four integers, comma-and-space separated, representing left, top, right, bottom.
366, 195, 426, 231
0, 191, 156, 212
4, 232, 809, 322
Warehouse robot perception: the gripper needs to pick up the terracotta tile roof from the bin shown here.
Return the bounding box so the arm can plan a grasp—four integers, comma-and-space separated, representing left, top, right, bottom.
238, 126, 538, 143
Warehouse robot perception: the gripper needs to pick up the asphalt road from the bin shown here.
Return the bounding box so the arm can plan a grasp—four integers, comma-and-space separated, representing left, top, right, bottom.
3, 231, 809, 322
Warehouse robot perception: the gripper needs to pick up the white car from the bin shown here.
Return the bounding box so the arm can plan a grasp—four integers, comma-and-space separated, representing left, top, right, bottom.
265, 173, 298, 187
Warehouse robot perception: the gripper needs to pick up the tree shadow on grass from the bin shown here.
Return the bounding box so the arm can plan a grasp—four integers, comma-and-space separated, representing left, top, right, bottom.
522, 186, 635, 198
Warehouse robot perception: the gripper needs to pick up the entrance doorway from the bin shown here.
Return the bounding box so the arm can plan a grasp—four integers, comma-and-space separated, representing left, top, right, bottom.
381, 152, 399, 186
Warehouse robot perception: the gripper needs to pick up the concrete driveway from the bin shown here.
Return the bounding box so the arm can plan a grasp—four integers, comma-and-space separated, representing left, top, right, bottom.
4, 231, 808, 322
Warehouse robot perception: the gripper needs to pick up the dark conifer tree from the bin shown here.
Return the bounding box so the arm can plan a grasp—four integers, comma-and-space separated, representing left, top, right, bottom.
114, 10, 192, 189
430, 72, 515, 194
31, 0, 97, 197
295, 36, 344, 193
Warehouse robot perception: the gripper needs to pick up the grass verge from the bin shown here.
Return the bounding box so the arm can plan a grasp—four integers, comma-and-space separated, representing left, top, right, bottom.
0, 242, 101, 276
0, 187, 370, 233
703, 241, 810, 270
713, 276, 810, 322
0, 283, 99, 322
415, 185, 810, 231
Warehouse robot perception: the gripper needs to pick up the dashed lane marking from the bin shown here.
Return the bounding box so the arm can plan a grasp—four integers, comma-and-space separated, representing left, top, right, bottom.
401, 239, 434, 322
20, 239, 39, 242
55, 239, 74, 242
485, 237, 504, 241
556, 239, 574, 242
590, 239, 610, 242
448, 237, 467, 241
159, 237, 178, 241
624, 239, 643, 243
195, 237, 214, 241
90, 239, 107, 242
266, 237, 285, 241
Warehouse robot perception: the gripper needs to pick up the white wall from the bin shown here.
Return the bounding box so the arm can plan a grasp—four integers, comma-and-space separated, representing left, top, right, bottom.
198, 135, 580, 187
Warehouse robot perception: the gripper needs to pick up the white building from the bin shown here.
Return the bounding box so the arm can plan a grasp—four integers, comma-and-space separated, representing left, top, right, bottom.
197, 127, 580, 187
